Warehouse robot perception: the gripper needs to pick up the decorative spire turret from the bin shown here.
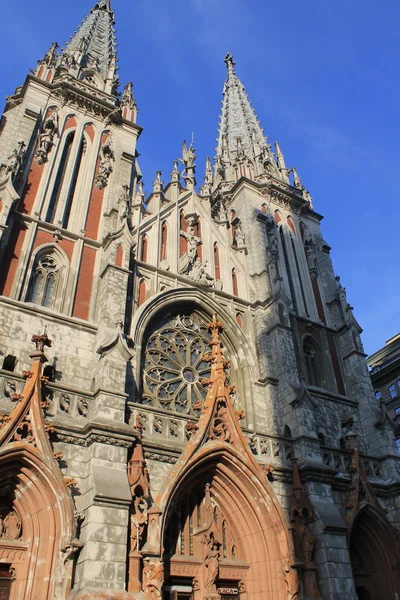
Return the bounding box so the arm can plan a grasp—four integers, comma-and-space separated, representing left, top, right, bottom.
217, 53, 267, 163
59, 0, 119, 96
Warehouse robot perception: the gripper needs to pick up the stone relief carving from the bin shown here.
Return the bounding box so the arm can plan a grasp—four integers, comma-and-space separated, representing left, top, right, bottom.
265, 212, 279, 261
203, 532, 221, 592
283, 560, 300, 600
142, 558, 164, 600
0, 508, 22, 541
94, 139, 114, 189
34, 111, 59, 165
231, 217, 246, 249
5, 141, 26, 181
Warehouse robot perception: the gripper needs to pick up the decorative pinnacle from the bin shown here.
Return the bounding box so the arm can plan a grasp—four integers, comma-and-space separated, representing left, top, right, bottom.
32, 327, 52, 355
224, 53, 236, 73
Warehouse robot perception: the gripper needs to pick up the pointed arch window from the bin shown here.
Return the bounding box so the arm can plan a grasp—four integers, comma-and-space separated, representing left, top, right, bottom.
232, 268, 238, 296
138, 279, 147, 307
140, 234, 148, 263
179, 211, 187, 257
26, 253, 60, 308
46, 131, 75, 223
62, 135, 86, 228
195, 218, 202, 260
214, 242, 221, 280
160, 221, 168, 262
303, 337, 323, 387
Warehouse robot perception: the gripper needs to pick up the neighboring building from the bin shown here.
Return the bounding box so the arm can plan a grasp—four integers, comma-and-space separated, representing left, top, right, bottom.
0, 1, 400, 600
367, 333, 400, 451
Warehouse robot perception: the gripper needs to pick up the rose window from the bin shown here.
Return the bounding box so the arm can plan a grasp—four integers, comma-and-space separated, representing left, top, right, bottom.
142, 314, 213, 415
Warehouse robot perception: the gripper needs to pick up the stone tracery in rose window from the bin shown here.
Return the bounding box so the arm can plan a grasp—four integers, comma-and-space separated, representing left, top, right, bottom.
142, 314, 215, 416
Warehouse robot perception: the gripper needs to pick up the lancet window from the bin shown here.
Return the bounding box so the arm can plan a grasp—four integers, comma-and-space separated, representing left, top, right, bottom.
46, 131, 75, 223
141, 314, 212, 415
303, 337, 323, 387
26, 252, 60, 308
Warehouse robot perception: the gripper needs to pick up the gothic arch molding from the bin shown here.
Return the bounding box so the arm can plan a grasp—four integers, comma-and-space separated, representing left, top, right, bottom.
130, 288, 258, 426
349, 504, 400, 599
157, 446, 294, 599
0, 444, 76, 600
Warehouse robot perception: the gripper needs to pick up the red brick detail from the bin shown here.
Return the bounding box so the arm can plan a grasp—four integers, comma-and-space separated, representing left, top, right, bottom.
84, 123, 95, 141
287, 216, 296, 234
179, 211, 187, 257
0, 198, 2, 213
20, 159, 46, 215
327, 333, 346, 395
311, 277, 326, 324
37, 67, 44, 79
46, 71, 53, 83
116, 244, 123, 267
73, 246, 96, 320
274, 210, 282, 223
236, 313, 243, 328
32, 230, 73, 261
261, 204, 268, 214
297, 323, 322, 347
64, 116, 77, 130
0, 224, 26, 296
84, 132, 109, 240
138, 280, 146, 307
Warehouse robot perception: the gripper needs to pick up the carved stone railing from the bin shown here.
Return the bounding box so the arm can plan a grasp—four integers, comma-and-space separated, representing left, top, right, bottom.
131, 406, 292, 467
321, 445, 382, 478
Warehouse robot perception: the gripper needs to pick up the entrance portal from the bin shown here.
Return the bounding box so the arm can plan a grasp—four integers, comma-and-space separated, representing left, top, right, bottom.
349, 508, 400, 600
0, 565, 11, 600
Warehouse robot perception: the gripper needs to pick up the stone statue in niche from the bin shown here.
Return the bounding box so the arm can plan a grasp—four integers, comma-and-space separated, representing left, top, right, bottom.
35, 111, 59, 165
203, 532, 221, 591
303, 227, 318, 277
5, 141, 26, 181
178, 229, 202, 275
232, 218, 246, 248
130, 497, 148, 553
192, 259, 214, 288
0, 508, 22, 541
265, 212, 279, 261
94, 140, 114, 189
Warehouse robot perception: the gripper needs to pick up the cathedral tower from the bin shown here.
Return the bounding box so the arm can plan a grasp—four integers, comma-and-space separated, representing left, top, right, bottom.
0, 3, 399, 600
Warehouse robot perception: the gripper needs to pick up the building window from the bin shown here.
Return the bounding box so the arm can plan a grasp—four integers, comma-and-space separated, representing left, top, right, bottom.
214, 243, 221, 280
62, 136, 85, 228
2, 355, 17, 371
160, 221, 168, 262
46, 131, 75, 223
303, 338, 323, 387
396, 439, 400, 454
375, 391, 382, 401
142, 314, 212, 415
395, 407, 400, 415
26, 254, 59, 308
389, 384, 397, 399
232, 268, 238, 296
140, 235, 148, 263
398, 380, 400, 390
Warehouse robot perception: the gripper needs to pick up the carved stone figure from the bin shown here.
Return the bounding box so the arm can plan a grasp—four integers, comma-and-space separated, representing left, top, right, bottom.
179, 139, 196, 172
265, 212, 279, 260
35, 111, 59, 165
178, 230, 201, 275
303, 228, 318, 277
283, 561, 300, 600
0, 509, 22, 541
5, 141, 26, 180
143, 559, 163, 600
192, 259, 214, 287
203, 532, 220, 591
94, 140, 114, 189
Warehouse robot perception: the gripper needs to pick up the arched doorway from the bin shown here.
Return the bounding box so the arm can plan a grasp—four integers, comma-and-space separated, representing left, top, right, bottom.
349, 507, 400, 600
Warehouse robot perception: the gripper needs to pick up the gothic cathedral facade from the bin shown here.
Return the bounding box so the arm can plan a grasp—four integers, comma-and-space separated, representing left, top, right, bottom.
0, 2, 399, 600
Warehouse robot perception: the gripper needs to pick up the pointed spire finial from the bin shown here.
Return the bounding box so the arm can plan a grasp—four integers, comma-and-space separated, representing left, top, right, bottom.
224, 53, 236, 74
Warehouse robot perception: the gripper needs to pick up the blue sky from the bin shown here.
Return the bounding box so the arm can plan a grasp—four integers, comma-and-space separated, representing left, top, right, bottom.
1, 0, 399, 355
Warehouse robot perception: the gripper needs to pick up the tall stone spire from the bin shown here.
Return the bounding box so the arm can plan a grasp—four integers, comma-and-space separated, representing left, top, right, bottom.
216, 53, 267, 161
59, 0, 119, 96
